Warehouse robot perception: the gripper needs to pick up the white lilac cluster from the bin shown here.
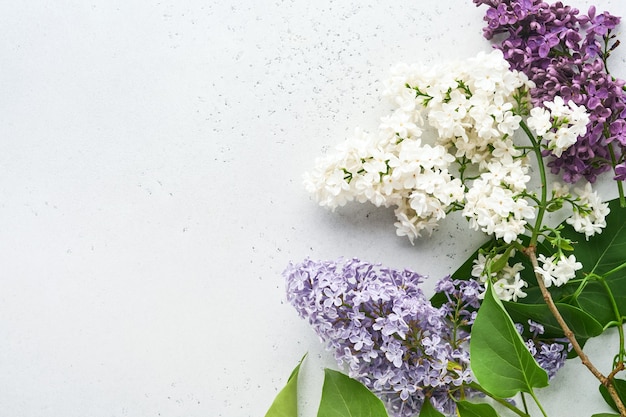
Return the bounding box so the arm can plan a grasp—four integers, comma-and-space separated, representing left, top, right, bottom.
535, 254, 583, 287
304, 50, 535, 244
556, 182, 610, 239
526, 96, 590, 157
462, 157, 534, 243
384, 50, 530, 168
471, 253, 528, 302
284, 258, 475, 417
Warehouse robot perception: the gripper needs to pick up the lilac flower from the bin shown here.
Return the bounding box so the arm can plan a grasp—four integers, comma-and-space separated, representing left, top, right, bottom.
517, 319, 571, 379
475, 0, 626, 184
535, 342, 569, 378
528, 319, 545, 337
284, 258, 476, 417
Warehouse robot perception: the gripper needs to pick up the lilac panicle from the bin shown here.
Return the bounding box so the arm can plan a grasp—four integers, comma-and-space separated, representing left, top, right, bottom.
284, 258, 475, 417
475, 0, 626, 183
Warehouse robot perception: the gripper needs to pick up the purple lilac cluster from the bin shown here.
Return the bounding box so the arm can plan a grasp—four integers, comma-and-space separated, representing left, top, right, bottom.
516, 319, 571, 379
439, 275, 570, 380
474, 0, 626, 183
284, 258, 475, 417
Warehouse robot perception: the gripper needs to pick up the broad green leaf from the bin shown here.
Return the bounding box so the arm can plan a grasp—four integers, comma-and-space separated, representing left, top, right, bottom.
503, 301, 603, 340
470, 282, 549, 398
591, 414, 620, 417
572, 281, 617, 326
559, 199, 626, 326
599, 378, 626, 413
418, 397, 445, 417
456, 401, 500, 417
317, 369, 388, 417
265, 355, 305, 417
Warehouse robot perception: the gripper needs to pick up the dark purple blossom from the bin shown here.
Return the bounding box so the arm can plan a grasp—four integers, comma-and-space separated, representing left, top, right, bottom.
475, 0, 626, 184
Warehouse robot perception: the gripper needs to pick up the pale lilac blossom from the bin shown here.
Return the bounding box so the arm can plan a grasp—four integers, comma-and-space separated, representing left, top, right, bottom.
285, 258, 476, 417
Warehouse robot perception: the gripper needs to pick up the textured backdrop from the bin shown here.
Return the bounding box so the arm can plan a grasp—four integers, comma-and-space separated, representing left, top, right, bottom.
1, 1, 624, 416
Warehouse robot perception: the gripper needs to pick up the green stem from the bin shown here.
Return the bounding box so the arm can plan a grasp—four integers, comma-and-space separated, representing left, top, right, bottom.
570, 274, 591, 300
598, 276, 626, 363
599, 276, 623, 327
608, 144, 626, 208
603, 260, 626, 279
528, 389, 549, 417
520, 120, 548, 247
619, 325, 625, 366
602, 33, 613, 73
521, 392, 530, 415
467, 382, 529, 417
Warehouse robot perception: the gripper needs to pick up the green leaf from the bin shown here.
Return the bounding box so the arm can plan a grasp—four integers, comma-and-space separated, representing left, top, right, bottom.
317, 369, 388, 417
559, 199, 626, 326
470, 281, 549, 398
591, 414, 620, 417
572, 281, 617, 326
265, 355, 305, 417
490, 246, 515, 274
503, 301, 603, 340
599, 379, 626, 413
456, 401, 500, 417
503, 301, 603, 358
418, 397, 445, 417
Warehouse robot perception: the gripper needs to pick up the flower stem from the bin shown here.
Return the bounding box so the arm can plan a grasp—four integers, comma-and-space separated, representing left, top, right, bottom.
603, 260, 626, 279
519, 120, 547, 247
597, 276, 626, 366
521, 392, 529, 415
528, 389, 549, 417
467, 382, 529, 417
525, 246, 626, 416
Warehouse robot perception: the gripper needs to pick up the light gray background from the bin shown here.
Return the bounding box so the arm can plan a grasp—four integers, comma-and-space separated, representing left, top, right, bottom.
1, 1, 624, 416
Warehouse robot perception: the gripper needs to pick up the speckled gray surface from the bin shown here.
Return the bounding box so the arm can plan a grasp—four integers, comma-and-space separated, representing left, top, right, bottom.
1, 1, 625, 416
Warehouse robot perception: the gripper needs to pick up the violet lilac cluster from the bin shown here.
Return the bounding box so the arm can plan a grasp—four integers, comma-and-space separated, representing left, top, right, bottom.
516, 320, 571, 379
474, 0, 626, 183
284, 258, 475, 417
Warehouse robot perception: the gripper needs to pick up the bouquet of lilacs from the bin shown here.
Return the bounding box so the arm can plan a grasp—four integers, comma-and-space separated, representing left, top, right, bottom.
266, 1, 626, 416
